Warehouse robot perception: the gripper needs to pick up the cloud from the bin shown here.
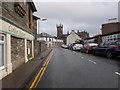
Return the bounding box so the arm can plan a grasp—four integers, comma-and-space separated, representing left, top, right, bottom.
33, 1, 118, 36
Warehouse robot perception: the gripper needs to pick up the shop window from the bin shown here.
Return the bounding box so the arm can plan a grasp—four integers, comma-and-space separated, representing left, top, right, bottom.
0, 34, 5, 70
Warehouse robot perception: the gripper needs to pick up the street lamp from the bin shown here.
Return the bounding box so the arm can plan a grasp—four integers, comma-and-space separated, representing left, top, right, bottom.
38, 18, 47, 34
41, 18, 47, 21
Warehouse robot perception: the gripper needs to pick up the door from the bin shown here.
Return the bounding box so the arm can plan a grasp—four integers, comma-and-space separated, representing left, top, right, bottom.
97, 43, 108, 55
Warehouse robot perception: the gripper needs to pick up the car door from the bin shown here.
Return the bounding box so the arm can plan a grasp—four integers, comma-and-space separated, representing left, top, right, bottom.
94, 43, 103, 54
98, 43, 109, 55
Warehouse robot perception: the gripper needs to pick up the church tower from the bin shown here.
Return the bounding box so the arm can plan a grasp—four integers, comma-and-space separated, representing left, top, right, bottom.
56, 24, 63, 38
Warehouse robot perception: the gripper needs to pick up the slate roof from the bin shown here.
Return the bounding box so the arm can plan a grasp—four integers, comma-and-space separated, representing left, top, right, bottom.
37, 33, 53, 38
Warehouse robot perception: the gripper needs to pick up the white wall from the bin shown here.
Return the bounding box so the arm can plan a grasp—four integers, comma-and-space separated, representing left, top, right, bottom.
102, 34, 120, 43
38, 37, 63, 47
67, 31, 81, 45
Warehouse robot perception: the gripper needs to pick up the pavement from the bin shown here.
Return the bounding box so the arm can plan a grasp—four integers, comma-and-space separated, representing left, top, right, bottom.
2, 48, 52, 89
36, 48, 120, 88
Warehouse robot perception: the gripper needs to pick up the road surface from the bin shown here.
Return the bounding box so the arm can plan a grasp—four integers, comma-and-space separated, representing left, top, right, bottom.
36, 48, 120, 88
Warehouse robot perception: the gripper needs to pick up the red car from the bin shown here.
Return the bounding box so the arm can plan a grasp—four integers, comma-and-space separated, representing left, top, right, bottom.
81, 43, 98, 53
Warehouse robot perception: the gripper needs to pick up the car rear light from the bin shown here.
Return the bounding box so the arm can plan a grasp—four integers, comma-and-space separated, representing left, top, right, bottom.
113, 46, 119, 49
89, 46, 93, 49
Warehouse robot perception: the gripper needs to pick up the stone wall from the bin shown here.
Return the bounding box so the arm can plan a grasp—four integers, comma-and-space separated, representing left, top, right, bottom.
2, 2, 28, 27
34, 41, 40, 56
39, 41, 47, 52
1, 2, 34, 33
34, 41, 47, 56
11, 36, 25, 71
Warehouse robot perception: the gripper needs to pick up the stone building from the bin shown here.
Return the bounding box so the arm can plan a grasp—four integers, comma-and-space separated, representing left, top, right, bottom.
56, 24, 89, 44
37, 33, 63, 48
0, 0, 40, 80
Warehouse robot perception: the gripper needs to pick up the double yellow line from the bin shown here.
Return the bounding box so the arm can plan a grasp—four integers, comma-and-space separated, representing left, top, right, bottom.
29, 50, 54, 89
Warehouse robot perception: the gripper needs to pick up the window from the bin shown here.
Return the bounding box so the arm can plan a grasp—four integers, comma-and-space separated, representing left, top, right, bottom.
0, 34, 5, 70
99, 43, 104, 47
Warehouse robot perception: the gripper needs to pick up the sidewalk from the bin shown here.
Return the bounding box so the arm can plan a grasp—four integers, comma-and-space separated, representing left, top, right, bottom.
2, 48, 53, 88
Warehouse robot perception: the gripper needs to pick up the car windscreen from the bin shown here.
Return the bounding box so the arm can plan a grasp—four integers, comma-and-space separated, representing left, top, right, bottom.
116, 42, 120, 45
89, 43, 98, 46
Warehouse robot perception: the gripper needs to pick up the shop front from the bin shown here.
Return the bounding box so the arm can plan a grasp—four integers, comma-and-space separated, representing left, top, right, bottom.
0, 16, 35, 80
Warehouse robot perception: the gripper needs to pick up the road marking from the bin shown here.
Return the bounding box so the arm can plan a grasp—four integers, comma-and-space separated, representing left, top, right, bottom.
88, 60, 96, 64
34, 60, 50, 88
81, 57, 84, 59
34, 52, 53, 88
115, 72, 120, 76
29, 50, 54, 89
29, 60, 48, 88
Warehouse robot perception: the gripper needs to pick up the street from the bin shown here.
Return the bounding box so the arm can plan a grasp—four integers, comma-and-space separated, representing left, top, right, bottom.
35, 48, 120, 88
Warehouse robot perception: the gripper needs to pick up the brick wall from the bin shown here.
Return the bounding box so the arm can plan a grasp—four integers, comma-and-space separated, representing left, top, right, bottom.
102, 23, 120, 35
11, 36, 25, 71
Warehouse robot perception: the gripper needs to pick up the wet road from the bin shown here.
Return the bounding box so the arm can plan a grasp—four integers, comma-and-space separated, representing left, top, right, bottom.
37, 48, 120, 88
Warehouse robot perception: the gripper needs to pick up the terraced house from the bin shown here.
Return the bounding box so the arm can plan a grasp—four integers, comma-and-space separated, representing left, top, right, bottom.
0, 0, 40, 80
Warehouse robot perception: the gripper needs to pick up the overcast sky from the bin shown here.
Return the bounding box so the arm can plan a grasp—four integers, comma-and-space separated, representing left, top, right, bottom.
33, 0, 118, 37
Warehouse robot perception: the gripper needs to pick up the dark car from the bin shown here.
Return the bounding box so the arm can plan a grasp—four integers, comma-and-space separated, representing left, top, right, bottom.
81, 43, 98, 53
92, 41, 120, 59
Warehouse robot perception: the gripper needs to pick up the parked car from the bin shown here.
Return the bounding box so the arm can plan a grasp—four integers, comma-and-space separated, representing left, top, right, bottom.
92, 41, 120, 59
81, 43, 98, 53
61, 44, 68, 49
72, 44, 83, 51
68, 43, 76, 50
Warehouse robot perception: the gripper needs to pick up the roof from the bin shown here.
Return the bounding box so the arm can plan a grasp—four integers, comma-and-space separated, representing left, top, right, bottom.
27, 0, 37, 12
33, 15, 40, 20
38, 33, 53, 38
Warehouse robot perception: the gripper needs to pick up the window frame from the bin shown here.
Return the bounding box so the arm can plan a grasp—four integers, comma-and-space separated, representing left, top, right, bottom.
0, 34, 5, 70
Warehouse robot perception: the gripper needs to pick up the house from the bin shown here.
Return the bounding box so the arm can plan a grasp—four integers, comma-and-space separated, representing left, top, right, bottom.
37, 33, 63, 48
0, 0, 39, 80
67, 30, 82, 45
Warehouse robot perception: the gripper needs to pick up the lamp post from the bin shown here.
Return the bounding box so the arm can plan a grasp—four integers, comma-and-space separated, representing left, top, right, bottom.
38, 18, 47, 34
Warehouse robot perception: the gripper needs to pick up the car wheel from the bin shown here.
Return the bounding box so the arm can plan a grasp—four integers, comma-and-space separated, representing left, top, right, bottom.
106, 51, 112, 59
86, 50, 89, 54
81, 50, 83, 53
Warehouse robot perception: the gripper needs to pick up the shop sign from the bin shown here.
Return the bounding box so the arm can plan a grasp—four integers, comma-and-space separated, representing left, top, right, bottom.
0, 18, 34, 40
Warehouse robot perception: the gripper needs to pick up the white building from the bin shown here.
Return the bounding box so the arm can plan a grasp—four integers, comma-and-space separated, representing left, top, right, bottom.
67, 30, 82, 45
37, 33, 63, 47
102, 34, 120, 43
